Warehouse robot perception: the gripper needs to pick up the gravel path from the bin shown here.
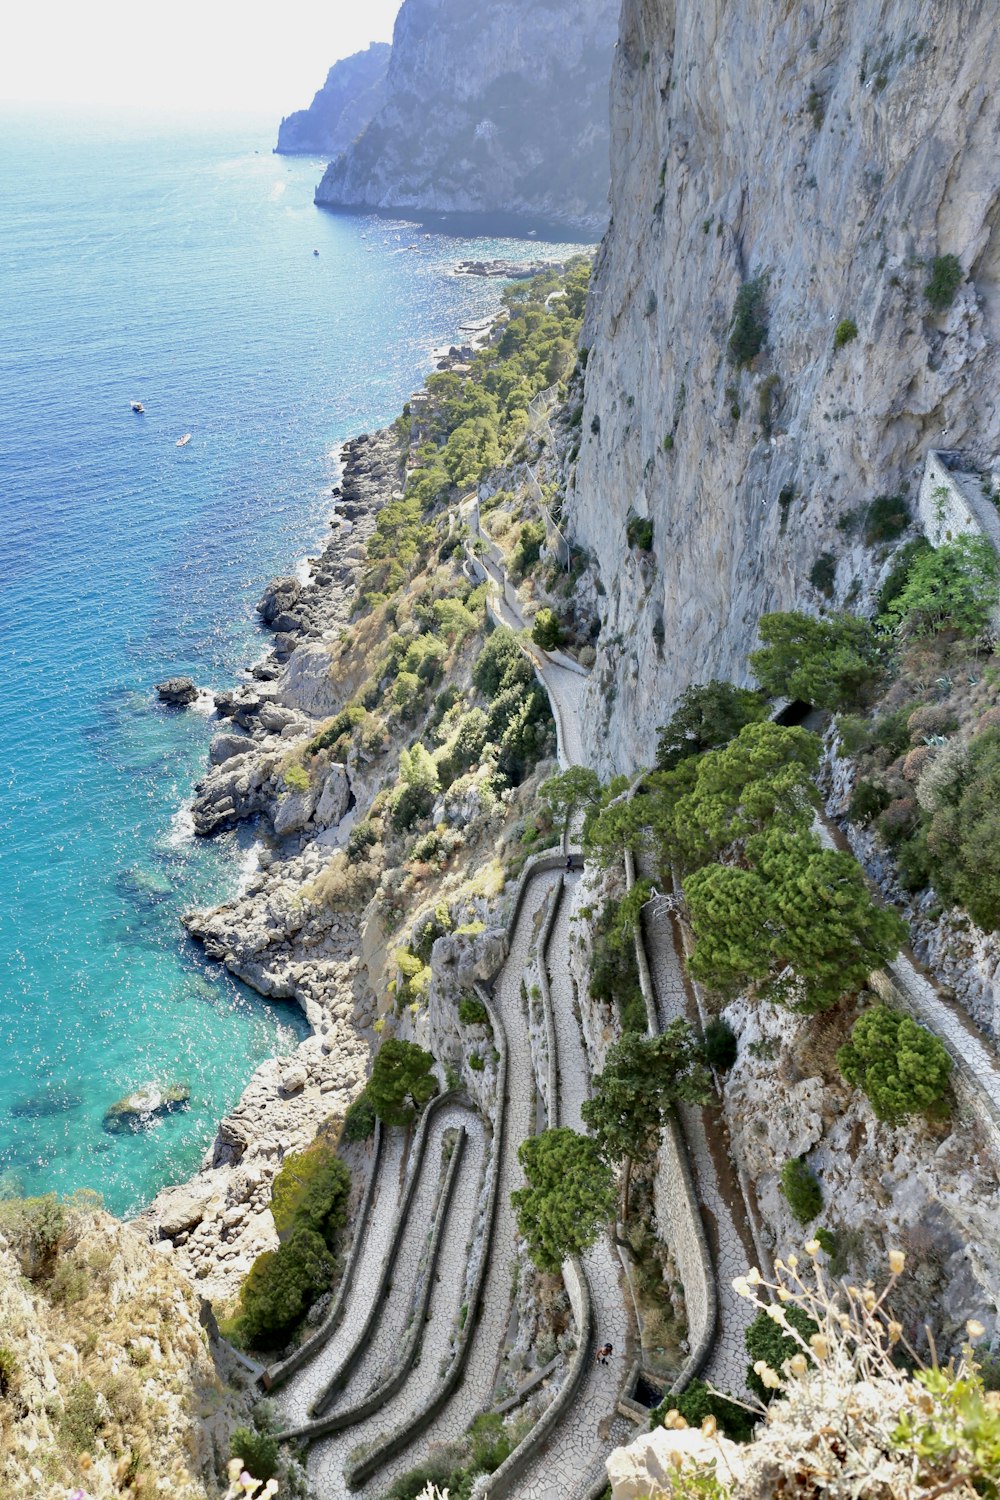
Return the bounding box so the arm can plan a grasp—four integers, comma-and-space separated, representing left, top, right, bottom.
513, 877, 633, 1499
275, 1127, 407, 1426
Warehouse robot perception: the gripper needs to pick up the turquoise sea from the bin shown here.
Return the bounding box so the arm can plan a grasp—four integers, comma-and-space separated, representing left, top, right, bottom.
0, 105, 582, 1216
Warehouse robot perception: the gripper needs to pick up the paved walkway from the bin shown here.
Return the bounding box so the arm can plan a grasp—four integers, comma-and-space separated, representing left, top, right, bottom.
275, 1127, 407, 1425
638, 891, 757, 1396
513, 878, 633, 1499
360, 872, 562, 1498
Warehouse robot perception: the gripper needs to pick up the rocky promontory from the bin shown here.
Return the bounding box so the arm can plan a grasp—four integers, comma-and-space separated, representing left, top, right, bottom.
275, 42, 390, 156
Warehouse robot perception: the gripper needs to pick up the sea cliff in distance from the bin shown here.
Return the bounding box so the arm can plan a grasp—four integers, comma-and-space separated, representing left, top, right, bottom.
275, 41, 390, 156
312, 0, 617, 235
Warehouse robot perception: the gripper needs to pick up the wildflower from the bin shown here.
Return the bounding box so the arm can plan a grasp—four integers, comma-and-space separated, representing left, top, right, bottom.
789, 1353, 808, 1377
888, 1249, 905, 1275
786, 1254, 799, 1270
966, 1319, 985, 1340
701, 1415, 718, 1438
862, 1289, 876, 1311
747, 1267, 763, 1285
670, 1451, 684, 1470
777, 1285, 792, 1301
732, 1276, 752, 1299
810, 1334, 830, 1360
887, 1320, 903, 1344
263, 1484, 279, 1498
765, 1303, 789, 1327
804, 1239, 821, 1257
227, 1460, 245, 1482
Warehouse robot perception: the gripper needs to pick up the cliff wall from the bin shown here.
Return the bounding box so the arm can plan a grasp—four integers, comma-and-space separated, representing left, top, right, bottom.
570, 0, 1000, 775
314, 0, 618, 234
276, 43, 390, 156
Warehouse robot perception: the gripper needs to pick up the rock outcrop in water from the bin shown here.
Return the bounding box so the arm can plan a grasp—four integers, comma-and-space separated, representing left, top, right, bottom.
275, 42, 390, 156
567, 0, 1000, 774
314, 0, 618, 234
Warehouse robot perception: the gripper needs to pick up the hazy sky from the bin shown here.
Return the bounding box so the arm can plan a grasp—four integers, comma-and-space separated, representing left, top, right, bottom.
0, 1, 402, 115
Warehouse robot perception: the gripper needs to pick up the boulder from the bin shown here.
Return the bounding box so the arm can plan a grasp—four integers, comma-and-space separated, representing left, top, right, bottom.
103, 1081, 190, 1134
258, 703, 302, 735
607, 1426, 746, 1500
315, 764, 351, 827
278, 1064, 308, 1095
156, 677, 198, 707
209, 732, 253, 765
257, 576, 302, 625
273, 784, 318, 838
156, 1179, 217, 1236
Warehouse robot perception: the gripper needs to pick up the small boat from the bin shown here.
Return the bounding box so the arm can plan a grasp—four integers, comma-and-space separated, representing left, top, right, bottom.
176, 434, 191, 448
313, 248, 320, 256
130, 401, 145, 413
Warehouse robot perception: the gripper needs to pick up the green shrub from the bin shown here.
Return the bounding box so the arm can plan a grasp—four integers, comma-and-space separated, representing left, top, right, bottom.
59, 1380, 103, 1452
368, 1038, 438, 1127
833, 318, 858, 348
809, 552, 837, 597
230, 1228, 336, 1348
813, 1225, 837, 1259
702, 1019, 738, 1071
837, 1004, 952, 1122
780, 1157, 823, 1224
0, 1346, 19, 1398
473, 626, 529, 699
458, 996, 489, 1026
342, 1092, 376, 1142
230, 1427, 279, 1482
511, 520, 546, 577
750, 611, 884, 710
467, 1410, 515, 1471
283, 763, 310, 794
745, 1305, 817, 1400
651, 1377, 755, 1441
920, 728, 1000, 928
877, 538, 932, 615
880, 534, 1000, 638
728, 275, 768, 368
865, 495, 909, 545
626, 513, 655, 551
468, 1053, 485, 1072
270, 1144, 350, 1247
925, 254, 963, 311
512, 1128, 616, 1272
531, 608, 565, 651
848, 778, 892, 826
0, 1194, 66, 1280
307, 704, 366, 757
655, 681, 768, 770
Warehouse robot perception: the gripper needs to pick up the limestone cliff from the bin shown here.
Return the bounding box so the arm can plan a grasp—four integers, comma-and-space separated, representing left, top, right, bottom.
314, 0, 618, 234
275, 42, 390, 156
570, 0, 1000, 774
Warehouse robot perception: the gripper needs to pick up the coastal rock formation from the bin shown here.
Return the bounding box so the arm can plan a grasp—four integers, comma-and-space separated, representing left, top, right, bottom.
156, 676, 199, 706
103, 1081, 190, 1134
568, 0, 1000, 774
275, 42, 391, 157
314, 0, 618, 234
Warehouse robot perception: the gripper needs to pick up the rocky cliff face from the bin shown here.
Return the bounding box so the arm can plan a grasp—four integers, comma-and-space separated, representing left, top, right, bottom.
276, 42, 390, 156
314, 0, 618, 234
570, 0, 1000, 775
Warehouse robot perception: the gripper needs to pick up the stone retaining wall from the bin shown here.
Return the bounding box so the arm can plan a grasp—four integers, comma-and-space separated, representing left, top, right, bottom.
918, 450, 1000, 553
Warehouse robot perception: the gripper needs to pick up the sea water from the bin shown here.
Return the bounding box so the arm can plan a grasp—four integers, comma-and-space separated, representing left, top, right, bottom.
0, 105, 584, 1215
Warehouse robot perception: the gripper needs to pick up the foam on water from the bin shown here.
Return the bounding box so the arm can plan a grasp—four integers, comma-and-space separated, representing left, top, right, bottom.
0, 103, 584, 1215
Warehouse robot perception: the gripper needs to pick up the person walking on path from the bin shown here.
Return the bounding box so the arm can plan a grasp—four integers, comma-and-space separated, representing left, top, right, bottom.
594, 1342, 613, 1366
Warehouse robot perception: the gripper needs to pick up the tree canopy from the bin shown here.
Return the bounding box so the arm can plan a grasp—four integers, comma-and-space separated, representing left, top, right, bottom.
655, 681, 768, 770
512, 1128, 615, 1273
749, 611, 884, 710
367, 1039, 439, 1127
837, 1004, 952, 1122
879, 534, 1000, 638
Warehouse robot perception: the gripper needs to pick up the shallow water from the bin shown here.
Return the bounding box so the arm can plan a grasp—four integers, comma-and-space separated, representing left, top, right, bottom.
0, 104, 583, 1215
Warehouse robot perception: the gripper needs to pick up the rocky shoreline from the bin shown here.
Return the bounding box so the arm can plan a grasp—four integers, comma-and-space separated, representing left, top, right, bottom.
139, 426, 407, 1302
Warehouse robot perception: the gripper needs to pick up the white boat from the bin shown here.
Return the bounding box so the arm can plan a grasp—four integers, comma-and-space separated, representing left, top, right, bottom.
176, 434, 191, 447
130, 401, 145, 413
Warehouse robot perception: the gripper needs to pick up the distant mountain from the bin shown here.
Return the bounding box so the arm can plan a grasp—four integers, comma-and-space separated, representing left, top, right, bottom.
313, 0, 617, 235
275, 42, 391, 156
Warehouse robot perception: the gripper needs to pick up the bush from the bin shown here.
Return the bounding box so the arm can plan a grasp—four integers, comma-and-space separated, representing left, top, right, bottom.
231, 1227, 336, 1348
368, 1038, 438, 1127
833, 318, 858, 349
230, 1427, 279, 1483
877, 537, 931, 616
847, 777, 892, 826
468, 1052, 485, 1072
925, 253, 963, 311
283, 762, 311, 794
59, 1380, 103, 1453
626, 513, 655, 551
656, 681, 768, 769
809, 553, 836, 597
0, 1194, 66, 1280
702, 1018, 738, 1071
342, 1092, 376, 1142
780, 1157, 823, 1224
473, 626, 529, 699
0, 1345, 19, 1398
880, 534, 1000, 638
837, 1004, 952, 1122
270, 1143, 350, 1247
458, 995, 489, 1026
865, 494, 909, 545
745, 1305, 817, 1400
531, 608, 565, 651
651, 1377, 756, 1442
750, 611, 884, 710
511, 520, 546, 577
728, 275, 768, 368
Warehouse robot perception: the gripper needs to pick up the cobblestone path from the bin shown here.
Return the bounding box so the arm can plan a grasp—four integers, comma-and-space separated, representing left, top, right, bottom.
302, 1106, 486, 1498
363, 870, 562, 1497
639, 893, 757, 1396
513, 877, 633, 1499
